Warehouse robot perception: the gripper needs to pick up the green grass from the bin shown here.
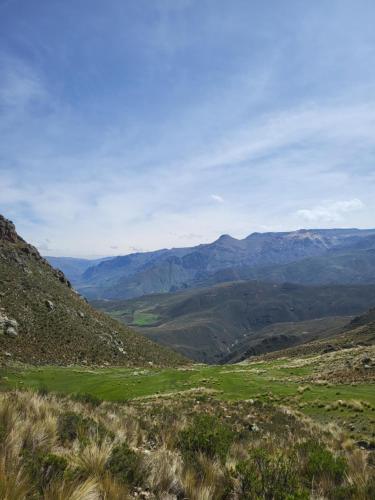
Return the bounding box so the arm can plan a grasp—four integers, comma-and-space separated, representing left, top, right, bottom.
132, 310, 159, 326
1, 356, 374, 441
100, 308, 159, 326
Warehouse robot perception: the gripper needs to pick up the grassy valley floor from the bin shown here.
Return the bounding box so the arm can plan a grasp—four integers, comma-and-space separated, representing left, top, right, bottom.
1, 345, 374, 445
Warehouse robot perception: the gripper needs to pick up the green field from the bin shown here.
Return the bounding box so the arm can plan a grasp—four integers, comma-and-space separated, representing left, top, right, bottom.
1, 352, 374, 442
132, 310, 159, 326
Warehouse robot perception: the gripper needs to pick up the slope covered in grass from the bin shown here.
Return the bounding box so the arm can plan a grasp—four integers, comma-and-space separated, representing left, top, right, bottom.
0, 215, 186, 367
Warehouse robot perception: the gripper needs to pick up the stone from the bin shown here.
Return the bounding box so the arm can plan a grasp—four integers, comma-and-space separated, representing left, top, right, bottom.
5, 326, 18, 338
78, 311, 85, 318
0, 315, 18, 337
6, 318, 18, 329
357, 440, 375, 451
361, 357, 371, 365
45, 299, 54, 311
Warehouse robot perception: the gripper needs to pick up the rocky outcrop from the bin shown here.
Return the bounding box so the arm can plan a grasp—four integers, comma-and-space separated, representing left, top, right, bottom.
0, 215, 25, 244
0, 312, 19, 337
0, 214, 71, 288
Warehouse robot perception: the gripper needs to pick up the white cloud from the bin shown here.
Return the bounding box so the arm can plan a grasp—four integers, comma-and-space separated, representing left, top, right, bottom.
296, 199, 365, 223
211, 194, 224, 203
1, 56, 375, 256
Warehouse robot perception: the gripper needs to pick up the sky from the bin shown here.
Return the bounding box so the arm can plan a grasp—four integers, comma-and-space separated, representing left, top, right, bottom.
0, 0, 375, 257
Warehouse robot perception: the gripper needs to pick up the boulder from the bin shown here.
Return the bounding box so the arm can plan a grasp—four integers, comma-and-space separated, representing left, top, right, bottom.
0, 314, 19, 337
45, 299, 54, 311
5, 326, 18, 338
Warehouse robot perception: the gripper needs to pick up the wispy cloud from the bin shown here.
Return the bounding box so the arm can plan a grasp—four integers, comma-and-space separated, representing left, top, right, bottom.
296, 199, 365, 223
1, 2, 375, 256
211, 194, 224, 203
0, 54, 48, 113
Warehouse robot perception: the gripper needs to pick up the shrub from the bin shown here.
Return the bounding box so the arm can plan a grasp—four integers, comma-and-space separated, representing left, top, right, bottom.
37, 384, 50, 396
178, 414, 234, 463
298, 440, 347, 485
72, 392, 102, 407
106, 442, 141, 485
236, 448, 308, 500
24, 451, 67, 492
57, 411, 108, 444
58, 412, 84, 442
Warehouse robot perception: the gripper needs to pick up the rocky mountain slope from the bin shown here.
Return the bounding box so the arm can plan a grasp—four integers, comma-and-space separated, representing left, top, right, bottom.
0, 215, 186, 366
200, 239, 375, 288
255, 307, 375, 362
93, 280, 375, 362
49, 228, 375, 300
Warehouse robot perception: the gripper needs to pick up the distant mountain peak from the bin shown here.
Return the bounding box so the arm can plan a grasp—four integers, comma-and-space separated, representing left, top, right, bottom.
216, 234, 237, 243
217, 234, 235, 241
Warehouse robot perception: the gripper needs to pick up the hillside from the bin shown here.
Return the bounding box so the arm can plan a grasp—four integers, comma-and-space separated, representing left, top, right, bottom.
93, 280, 375, 362
219, 316, 351, 363
252, 307, 375, 363
0, 215, 186, 366
54, 228, 375, 300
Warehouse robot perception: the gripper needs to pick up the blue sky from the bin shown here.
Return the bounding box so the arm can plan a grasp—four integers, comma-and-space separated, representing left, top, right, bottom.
1, 0, 375, 257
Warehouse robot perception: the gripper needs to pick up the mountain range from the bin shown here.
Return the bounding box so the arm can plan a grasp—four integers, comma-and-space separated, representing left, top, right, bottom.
47, 228, 375, 300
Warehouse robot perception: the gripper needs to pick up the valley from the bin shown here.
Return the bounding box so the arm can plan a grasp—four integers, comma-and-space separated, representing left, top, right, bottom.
1, 215, 375, 498
93, 281, 375, 362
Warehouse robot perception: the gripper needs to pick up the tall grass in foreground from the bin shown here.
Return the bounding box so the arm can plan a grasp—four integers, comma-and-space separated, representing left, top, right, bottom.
0, 390, 373, 499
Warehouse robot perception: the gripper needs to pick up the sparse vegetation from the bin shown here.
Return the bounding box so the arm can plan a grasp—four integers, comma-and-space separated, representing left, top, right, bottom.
0, 390, 373, 499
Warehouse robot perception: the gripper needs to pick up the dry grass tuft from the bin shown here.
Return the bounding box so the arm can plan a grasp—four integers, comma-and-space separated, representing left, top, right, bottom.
72, 440, 114, 478
0, 457, 33, 500
143, 447, 183, 494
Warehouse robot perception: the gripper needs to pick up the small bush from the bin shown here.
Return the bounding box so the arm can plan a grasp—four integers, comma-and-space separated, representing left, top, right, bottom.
72, 392, 102, 407
24, 451, 67, 492
37, 384, 50, 396
298, 440, 347, 485
58, 412, 84, 442
236, 448, 308, 500
106, 442, 141, 485
178, 415, 234, 463
57, 411, 108, 444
